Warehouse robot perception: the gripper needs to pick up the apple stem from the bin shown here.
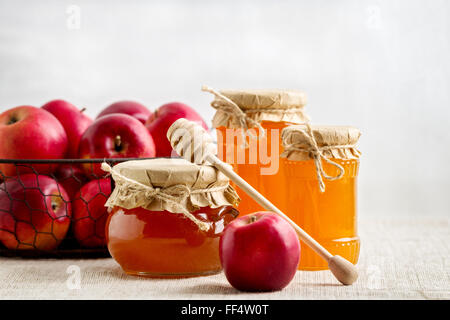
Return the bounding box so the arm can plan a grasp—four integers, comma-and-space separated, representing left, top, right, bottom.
250, 215, 257, 223
80, 107, 86, 113
7, 116, 18, 125
114, 135, 122, 150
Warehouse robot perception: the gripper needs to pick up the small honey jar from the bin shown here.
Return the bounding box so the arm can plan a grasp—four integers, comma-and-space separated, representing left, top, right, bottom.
281, 124, 361, 270
205, 87, 309, 216
102, 158, 240, 277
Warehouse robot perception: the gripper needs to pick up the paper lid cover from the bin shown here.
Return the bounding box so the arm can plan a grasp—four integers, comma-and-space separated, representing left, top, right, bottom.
206, 88, 310, 129
281, 124, 361, 161
213, 89, 307, 110
103, 158, 240, 228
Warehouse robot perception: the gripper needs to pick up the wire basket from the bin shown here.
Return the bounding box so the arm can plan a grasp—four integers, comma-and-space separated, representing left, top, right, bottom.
0, 158, 153, 259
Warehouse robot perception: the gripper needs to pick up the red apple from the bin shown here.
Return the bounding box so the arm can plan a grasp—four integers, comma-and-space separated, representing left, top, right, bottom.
0, 174, 71, 250
42, 99, 93, 158
145, 102, 208, 157
219, 211, 300, 292
72, 178, 111, 247
54, 164, 89, 200
0, 106, 68, 176
96, 100, 152, 124
78, 114, 156, 177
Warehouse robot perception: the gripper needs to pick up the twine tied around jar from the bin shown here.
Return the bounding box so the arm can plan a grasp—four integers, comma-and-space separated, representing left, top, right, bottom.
202, 85, 266, 147
101, 162, 220, 231
282, 123, 352, 193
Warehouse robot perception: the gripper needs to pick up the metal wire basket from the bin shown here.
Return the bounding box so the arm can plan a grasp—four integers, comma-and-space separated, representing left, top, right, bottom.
0, 158, 152, 259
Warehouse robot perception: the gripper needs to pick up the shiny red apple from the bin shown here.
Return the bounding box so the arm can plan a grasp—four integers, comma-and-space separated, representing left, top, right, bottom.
54, 164, 89, 200
78, 113, 156, 177
145, 102, 208, 157
72, 178, 111, 247
219, 211, 300, 292
0, 174, 71, 250
0, 106, 68, 176
96, 100, 152, 124
42, 99, 93, 158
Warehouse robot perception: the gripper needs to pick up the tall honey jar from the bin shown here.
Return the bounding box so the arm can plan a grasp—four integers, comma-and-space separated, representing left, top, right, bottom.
102, 158, 240, 277
204, 87, 309, 216
281, 124, 361, 270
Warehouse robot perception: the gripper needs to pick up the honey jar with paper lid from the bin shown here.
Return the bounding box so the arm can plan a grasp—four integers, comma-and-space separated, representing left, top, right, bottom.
102, 158, 240, 277
204, 86, 309, 216
281, 124, 361, 270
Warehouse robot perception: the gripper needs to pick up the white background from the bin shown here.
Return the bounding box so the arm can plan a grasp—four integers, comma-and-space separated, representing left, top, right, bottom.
0, 0, 449, 217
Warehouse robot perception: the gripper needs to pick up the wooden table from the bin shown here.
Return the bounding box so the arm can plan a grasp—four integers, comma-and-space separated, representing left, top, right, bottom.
0, 217, 448, 300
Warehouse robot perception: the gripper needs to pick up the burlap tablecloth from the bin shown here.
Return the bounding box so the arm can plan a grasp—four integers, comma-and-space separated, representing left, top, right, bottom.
0, 217, 448, 300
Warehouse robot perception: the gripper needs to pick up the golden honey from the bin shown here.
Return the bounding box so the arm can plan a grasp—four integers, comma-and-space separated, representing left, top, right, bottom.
217, 121, 292, 216
281, 124, 361, 270
106, 206, 238, 277
282, 158, 360, 270
210, 89, 308, 218
102, 158, 240, 277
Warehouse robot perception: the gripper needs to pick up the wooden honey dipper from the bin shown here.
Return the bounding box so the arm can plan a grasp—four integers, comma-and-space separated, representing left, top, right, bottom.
167, 118, 358, 285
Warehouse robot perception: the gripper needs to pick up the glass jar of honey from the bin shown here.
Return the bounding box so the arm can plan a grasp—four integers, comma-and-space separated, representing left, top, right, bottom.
102, 158, 240, 277
281, 124, 361, 270
205, 87, 309, 216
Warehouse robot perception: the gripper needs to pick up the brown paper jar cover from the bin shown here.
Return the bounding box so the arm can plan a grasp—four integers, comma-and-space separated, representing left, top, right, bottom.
281, 124, 362, 161
104, 158, 240, 214
210, 89, 309, 129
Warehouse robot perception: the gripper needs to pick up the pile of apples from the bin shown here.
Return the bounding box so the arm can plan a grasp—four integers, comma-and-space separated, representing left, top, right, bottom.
0, 99, 207, 251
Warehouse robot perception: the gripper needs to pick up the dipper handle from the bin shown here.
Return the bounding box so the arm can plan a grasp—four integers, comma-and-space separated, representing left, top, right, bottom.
167, 118, 358, 285
208, 154, 358, 285
328, 255, 359, 286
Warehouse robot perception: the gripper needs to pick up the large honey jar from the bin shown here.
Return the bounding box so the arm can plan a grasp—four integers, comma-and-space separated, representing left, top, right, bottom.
103, 158, 240, 277
205, 87, 309, 216
281, 124, 361, 270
